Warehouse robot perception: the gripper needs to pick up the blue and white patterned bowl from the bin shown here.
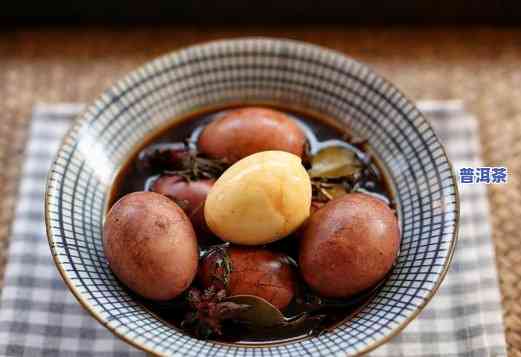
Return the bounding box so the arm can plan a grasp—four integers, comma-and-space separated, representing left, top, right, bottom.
45, 38, 459, 356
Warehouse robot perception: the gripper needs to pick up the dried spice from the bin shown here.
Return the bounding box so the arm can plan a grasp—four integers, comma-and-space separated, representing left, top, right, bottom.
308, 146, 362, 179
306, 143, 390, 207
311, 179, 350, 202
137, 143, 189, 172
307, 145, 366, 203
138, 142, 228, 180
181, 287, 250, 339
164, 154, 228, 181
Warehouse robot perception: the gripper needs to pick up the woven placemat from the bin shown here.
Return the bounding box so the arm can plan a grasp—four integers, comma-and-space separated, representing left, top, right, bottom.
0, 27, 519, 356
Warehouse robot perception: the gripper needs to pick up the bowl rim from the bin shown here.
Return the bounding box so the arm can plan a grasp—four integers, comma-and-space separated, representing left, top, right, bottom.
45, 37, 460, 357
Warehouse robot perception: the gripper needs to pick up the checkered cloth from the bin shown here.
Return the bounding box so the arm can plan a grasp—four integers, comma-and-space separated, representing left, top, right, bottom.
0, 102, 507, 356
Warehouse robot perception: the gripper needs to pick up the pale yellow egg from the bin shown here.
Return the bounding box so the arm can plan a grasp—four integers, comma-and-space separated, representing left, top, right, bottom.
204, 151, 312, 245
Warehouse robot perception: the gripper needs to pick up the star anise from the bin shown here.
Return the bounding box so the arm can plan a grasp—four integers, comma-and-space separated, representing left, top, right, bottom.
181, 286, 250, 339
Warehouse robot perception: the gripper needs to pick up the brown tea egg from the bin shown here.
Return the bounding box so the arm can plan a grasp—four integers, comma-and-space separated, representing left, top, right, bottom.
199, 246, 296, 310
204, 151, 312, 245
198, 107, 306, 163
103, 192, 198, 300
151, 175, 214, 235
299, 193, 400, 298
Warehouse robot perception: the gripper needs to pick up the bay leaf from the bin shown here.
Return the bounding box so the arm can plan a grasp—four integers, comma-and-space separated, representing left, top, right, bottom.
308, 146, 362, 179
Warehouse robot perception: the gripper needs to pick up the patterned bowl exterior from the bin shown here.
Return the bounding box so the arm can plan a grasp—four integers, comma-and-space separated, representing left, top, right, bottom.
45, 38, 459, 356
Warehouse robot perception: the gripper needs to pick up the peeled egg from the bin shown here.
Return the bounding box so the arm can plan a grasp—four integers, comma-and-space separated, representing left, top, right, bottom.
204, 151, 311, 245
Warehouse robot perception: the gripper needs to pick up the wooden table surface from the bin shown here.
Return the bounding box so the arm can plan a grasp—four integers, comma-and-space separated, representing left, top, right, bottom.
0, 26, 520, 356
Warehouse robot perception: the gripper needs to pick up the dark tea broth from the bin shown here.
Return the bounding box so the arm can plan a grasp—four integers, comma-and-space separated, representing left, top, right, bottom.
107, 105, 395, 345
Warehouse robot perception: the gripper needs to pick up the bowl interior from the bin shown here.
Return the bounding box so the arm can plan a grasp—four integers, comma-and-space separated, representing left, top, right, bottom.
46, 38, 458, 356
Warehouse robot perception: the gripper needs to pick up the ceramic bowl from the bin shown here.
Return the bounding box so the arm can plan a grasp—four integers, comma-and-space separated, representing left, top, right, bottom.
45, 38, 459, 356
